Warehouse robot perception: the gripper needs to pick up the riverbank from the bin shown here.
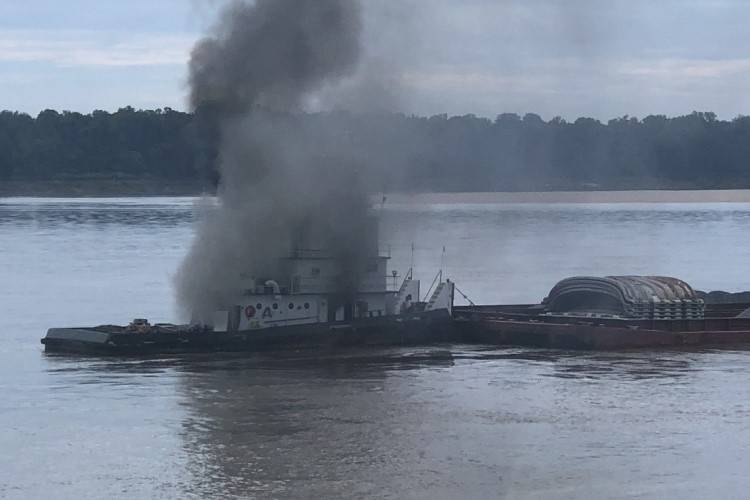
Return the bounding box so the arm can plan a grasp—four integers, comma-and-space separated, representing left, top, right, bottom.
0, 180, 212, 198
382, 189, 750, 204
4, 182, 750, 203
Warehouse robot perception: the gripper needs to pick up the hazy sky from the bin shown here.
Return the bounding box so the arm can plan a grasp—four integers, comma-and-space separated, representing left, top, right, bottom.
2, 0, 750, 120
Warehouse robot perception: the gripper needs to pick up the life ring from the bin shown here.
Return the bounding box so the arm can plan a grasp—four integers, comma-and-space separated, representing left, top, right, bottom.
244, 305, 256, 319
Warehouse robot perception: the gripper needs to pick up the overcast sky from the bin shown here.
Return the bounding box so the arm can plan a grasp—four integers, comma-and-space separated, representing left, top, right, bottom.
2, 0, 750, 120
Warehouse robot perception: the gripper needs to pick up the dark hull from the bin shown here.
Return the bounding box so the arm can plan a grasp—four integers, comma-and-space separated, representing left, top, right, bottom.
45, 304, 750, 355
454, 305, 750, 350
42, 309, 455, 355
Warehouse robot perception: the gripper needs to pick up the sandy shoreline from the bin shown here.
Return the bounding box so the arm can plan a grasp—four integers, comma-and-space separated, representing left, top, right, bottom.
380, 190, 750, 204
4, 186, 750, 204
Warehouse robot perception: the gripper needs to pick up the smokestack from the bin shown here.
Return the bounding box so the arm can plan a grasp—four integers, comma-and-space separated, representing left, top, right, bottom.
176, 0, 373, 323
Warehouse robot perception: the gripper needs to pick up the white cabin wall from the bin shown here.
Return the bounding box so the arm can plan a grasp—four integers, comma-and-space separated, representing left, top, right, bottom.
238, 294, 322, 330
335, 306, 344, 321
285, 256, 389, 295
213, 310, 229, 332
396, 279, 420, 314
286, 259, 340, 293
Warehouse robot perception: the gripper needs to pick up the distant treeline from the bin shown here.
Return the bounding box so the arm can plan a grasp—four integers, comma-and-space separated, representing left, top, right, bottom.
2, 107, 750, 192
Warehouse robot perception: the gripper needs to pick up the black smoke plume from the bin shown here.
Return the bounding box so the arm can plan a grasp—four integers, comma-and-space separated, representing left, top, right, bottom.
176, 0, 375, 323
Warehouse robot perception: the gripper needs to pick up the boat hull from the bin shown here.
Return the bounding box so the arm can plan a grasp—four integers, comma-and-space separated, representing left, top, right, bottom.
42, 309, 455, 355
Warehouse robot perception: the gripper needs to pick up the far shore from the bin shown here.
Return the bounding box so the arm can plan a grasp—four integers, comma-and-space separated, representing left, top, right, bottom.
380, 189, 750, 204
3, 180, 750, 204
0, 180, 212, 198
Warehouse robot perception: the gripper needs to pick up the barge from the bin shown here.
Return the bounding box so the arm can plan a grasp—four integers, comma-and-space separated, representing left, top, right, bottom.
454, 276, 750, 350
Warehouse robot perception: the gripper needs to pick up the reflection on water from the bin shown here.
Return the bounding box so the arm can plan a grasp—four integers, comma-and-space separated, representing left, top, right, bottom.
163, 347, 747, 499
4, 197, 750, 499
548, 353, 697, 381
36, 345, 722, 500
176, 350, 454, 499
451, 348, 699, 381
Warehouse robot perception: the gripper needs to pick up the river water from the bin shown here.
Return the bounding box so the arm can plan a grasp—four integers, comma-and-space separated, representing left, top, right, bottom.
2, 196, 750, 499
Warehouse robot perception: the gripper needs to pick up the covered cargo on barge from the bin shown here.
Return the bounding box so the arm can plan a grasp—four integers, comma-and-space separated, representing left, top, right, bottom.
542, 276, 705, 320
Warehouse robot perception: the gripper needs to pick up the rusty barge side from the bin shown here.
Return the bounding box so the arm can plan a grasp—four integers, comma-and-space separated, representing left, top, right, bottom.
453, 305, 750, 350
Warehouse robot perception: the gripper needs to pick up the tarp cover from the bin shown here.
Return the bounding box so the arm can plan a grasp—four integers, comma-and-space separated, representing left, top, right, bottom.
543, 276, 700, 317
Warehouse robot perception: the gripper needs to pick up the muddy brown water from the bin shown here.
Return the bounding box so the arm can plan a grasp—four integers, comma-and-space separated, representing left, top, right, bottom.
3, 196, 750, 499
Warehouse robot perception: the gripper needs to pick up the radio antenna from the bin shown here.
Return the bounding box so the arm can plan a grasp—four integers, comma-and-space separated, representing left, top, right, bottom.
440, 246, 446, 280
410, 242, 415, 276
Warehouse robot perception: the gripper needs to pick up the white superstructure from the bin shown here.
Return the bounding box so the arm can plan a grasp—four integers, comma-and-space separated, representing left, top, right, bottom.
211, 216, 454, 332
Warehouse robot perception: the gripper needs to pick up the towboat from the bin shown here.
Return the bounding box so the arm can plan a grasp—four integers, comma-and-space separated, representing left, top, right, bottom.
42, 216, 457, 355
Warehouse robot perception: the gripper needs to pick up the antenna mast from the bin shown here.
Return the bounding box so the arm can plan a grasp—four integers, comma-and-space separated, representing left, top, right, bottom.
410, 242, 415, 276
440, 246, 446, 281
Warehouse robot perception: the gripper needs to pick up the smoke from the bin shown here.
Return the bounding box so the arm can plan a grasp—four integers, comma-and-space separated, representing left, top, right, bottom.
188, 0, 362, 114
176, 0, 377, 322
